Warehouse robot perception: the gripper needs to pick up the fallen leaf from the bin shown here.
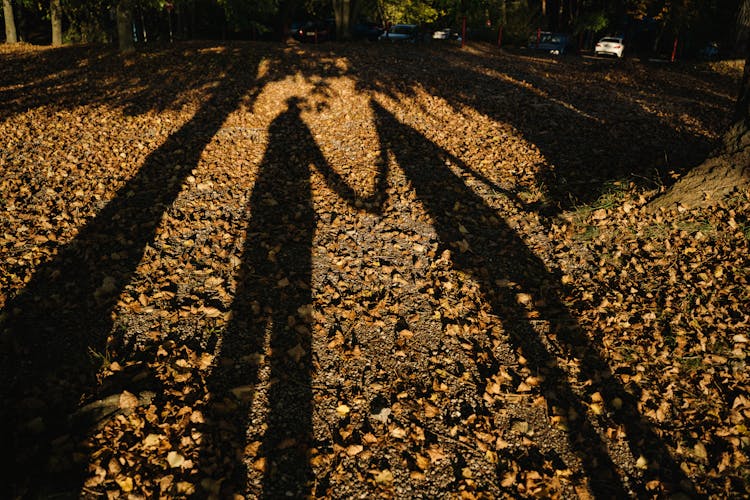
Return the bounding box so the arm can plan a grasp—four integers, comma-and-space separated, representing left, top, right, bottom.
167, 451, 185, 468
119, 391, 139, 410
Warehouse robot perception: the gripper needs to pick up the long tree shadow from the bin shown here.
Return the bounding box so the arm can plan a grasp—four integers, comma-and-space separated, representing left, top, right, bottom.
0, 42, 283, 123
354, 44, 724, 213
204, 96, 387, 497
371, 100, 694, 497
0, 52, 264, 497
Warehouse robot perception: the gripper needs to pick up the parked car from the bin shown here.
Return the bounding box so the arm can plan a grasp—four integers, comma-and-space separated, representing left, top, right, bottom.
595, 36, 625, 58
530, 32, 572, 55
293, 20, 334, 43
378, 24, 419, 42
287, 21, 304, 38
353, 21, 384, 41
432, 28, 461, 42
699, 41, 719, 60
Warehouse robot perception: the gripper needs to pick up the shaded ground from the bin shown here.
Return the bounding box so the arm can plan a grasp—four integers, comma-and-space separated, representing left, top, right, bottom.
0, 41, 747, 498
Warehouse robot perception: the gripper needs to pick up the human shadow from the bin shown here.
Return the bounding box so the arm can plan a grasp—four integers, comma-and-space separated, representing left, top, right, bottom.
203, 97, 387, 497
371, 100, 693, 497
0, 53, 264, 497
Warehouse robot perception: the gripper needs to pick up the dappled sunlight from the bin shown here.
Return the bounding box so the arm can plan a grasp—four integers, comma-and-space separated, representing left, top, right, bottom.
301, 76, 385, 204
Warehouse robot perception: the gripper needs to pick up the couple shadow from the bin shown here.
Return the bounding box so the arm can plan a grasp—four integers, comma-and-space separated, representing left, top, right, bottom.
0, 70, 688, 497
210, 97, 690, 497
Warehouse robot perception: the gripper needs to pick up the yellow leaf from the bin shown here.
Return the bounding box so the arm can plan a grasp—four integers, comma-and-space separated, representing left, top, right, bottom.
245, 441, 262, 457
374, 469, 393, 485
119, 391, 139, 410
252, 458, 267, 472
198, 353, 214, 370
516, 293, 533, 306
116, 476, 134, 492
517, 381, 531, 392
176, 481, 195, 495
202, 307, 222, 318
415, 453, 430, 470
336, 404, 351, 417
167, 451, 185, 468
390, 427, 407, 439
426, 446, 446, 462
501, 472, 516, 487
423, 402, 441, 417
85, 465, 107, 487
143, 433, 162, 448
346, 444, 364, 456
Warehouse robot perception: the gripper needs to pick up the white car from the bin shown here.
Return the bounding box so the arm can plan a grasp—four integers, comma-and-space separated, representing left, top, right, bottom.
595, 37, 625, 58
432, 28, 461, 42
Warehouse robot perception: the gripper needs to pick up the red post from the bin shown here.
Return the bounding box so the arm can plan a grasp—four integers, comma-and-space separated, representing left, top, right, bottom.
461, 17, 466, 48
671, 37, 678, 62
497, 25, 503, 48
537, 27, 541, 46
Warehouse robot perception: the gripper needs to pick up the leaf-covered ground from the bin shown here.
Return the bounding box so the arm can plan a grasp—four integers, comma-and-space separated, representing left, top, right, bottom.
0, 41, 747, 498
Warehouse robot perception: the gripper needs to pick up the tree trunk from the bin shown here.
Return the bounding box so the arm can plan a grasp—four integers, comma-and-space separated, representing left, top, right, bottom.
3, 0, 17, 43
333, 0, 354, 41
652, 38, 750, 208
736, 1, 750, 122
116, 0, 134, 53
737, 0, 750, 56
50, 0, 62, 46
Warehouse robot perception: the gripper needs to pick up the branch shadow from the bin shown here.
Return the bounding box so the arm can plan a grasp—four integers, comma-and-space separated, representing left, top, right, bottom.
371, 99, 694, 497
0, 50, 264, 497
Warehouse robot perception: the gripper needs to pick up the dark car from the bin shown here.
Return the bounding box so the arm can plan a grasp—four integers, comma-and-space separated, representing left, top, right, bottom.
699, 42, 719, 60
530, 32, 573, 55
353, 21, 384, 41
293, 20, 334, 43
378, 24, 420, 42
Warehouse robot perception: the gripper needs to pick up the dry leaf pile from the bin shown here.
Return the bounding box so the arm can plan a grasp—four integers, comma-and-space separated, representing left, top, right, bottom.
0, 41, 746, 498
551, 192, 749, 497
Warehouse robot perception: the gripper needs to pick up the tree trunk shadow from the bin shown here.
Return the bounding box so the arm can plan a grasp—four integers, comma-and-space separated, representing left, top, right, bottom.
371, 99, 693, 497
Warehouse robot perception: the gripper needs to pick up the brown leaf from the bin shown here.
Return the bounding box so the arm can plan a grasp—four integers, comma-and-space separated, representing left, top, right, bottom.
118, 391, 139, 410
